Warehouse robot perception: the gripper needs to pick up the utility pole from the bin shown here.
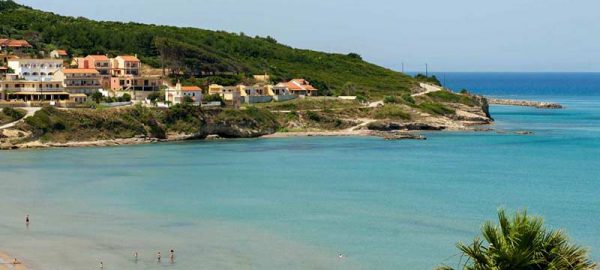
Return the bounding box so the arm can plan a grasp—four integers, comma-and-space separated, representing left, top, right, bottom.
425, 63, 429, 77
401, 62, 404, 73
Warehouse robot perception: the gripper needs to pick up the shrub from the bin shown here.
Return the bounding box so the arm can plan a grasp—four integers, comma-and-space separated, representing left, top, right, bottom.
401, 93, 415, 104
306, 111, 321, 122
417, 102, 455, 115
373, 105, 411, 120
383, 96, 399, 104
2, 107, 26, 120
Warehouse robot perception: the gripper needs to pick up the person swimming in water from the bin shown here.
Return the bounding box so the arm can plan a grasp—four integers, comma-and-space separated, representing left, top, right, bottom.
169, 249, 175, 263
25, 214, 29, 226
157, 251, 161, 263
134, 251, 138, 262
99, 261, 104, 269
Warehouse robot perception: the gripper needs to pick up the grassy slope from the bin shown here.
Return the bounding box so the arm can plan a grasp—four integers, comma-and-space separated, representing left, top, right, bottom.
0, 1, 415, 98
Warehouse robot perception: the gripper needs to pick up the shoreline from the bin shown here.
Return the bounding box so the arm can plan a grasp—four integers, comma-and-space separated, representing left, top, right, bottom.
2, 125, 495, 150
0, 251, 26, 270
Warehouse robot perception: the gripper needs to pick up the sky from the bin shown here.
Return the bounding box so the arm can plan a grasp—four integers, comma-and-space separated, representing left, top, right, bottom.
17, 0, 600, 72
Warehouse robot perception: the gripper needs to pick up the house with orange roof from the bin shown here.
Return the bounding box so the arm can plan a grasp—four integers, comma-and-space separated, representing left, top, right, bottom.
50, 49, 69, 59
79, 55, 110, 75
0, 39, 32, 54
284, 79, 318, 96
165, 82, 202, 105
111, 55, 140, 76
52, 68, 102, 94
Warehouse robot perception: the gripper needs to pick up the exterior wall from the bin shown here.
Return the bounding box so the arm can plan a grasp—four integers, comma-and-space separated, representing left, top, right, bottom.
110, 76, 160, 91
273, 95, 296, 102
0, 80, 68, 101
80, 57, 110, 75
0, 81, 64, 92
7, 59, 63, 81
53, 71, 102, 94
112, 57, 140, 76
244, 95, 272, 104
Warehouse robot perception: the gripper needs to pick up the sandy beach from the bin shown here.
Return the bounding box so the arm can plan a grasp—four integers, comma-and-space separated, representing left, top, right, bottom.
0, 252, 26, 270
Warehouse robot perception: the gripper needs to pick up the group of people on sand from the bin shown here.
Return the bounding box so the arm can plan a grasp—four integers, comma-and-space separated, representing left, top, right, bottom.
100, 250, 175, 268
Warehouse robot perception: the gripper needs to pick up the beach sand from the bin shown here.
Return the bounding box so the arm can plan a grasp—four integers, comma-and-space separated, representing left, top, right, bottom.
0, 252, 26, 270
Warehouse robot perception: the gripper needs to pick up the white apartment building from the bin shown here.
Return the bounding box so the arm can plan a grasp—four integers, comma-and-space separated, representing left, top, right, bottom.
7, 59, 64, 81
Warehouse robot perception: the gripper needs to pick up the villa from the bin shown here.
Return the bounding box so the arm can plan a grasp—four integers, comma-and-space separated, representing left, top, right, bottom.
165, 83, 202, 105
7, 59, 63, 81
0, 39, 32, 54
78, 55, 111, 75
111, 55, 140, 76
52, 69, 102, 94
283, 79, 318, 96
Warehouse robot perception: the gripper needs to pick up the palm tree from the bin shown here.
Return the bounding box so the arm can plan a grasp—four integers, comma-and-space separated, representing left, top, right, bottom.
437, 209, 597, 270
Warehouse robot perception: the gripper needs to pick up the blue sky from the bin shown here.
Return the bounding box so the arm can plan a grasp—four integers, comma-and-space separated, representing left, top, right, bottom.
18, 0, 600, 72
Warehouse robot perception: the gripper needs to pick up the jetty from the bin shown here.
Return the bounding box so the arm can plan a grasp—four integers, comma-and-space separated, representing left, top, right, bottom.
487, 98, 564, 109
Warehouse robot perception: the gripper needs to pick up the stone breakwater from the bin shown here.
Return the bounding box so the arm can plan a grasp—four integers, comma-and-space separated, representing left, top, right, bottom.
487, 98, 564, 109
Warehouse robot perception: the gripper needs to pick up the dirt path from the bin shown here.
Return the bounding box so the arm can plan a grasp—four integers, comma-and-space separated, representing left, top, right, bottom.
412, 83, 443, 97
0, 107, 41, 130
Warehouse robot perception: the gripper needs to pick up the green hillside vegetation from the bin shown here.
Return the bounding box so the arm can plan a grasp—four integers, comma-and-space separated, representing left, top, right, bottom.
0, 107, 26, 125
0, 0, 416, 98
17, 105, 279, 143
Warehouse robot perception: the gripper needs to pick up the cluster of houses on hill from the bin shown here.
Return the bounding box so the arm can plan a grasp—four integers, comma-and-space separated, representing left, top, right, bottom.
0, 38, 318, 107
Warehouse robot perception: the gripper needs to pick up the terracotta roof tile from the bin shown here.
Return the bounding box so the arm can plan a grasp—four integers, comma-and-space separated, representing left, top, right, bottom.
62, 68, 100, 74
86, 55, 109, 61
181, 86, 202, 91
119, 55, 140, 62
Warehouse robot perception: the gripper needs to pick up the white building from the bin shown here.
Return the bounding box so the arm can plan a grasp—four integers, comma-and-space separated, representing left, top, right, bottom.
7, 59, 64, 82
165, 83, 202, 105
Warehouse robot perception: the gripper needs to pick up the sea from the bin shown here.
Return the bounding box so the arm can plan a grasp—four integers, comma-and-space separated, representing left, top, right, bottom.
0, 73, 599, 270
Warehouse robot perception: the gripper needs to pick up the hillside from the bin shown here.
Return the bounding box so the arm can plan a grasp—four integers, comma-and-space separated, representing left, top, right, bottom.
0, 0, 416, 97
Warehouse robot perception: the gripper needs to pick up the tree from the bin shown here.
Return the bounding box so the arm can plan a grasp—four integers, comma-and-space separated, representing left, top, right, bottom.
121, 93, 131, 102
437, 209, 597, 270
347, 52, 362, 60
90, 92, 103, 103
182, 95, 194, 104
342, 82, 357, 96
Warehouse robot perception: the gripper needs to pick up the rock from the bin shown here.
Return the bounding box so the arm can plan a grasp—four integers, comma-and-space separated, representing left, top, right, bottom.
367, 121, 445, 131
372, 131, 427, 140
488, 98, 564, 109
515, 130, 534, 135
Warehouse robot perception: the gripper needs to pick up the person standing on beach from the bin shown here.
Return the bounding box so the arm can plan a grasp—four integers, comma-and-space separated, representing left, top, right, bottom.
169, 249, 175, 263
157, 251, 161, 263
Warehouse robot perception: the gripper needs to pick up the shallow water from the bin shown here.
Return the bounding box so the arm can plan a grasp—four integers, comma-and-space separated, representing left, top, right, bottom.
0, 73, 599, 270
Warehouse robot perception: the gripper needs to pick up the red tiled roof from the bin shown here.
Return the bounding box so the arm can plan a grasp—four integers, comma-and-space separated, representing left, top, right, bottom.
119, 55, 140, 62
86, 55, 109, 61
55, 50, 68, 56
62, 68, 100, 74
286, 79, 317, 91
1, 39, 32, 48
181, 86, 202, 91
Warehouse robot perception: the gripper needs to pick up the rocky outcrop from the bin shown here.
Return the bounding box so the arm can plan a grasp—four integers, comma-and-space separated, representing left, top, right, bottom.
487, 98, 564, 109
205, 121, 277, 138
367, 121, 445, 131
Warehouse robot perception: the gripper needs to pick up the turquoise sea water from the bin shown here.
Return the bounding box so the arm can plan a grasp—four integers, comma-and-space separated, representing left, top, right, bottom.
1, 73, 599, 270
